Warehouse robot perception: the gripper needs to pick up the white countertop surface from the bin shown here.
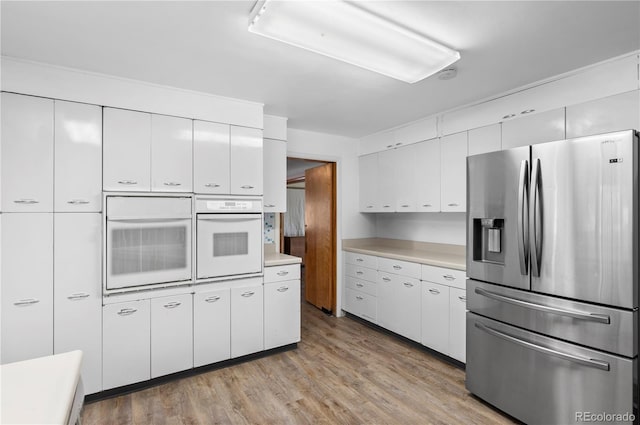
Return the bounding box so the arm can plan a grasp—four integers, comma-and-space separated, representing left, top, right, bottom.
1, 350, 83, 425
265, 251, 302, 267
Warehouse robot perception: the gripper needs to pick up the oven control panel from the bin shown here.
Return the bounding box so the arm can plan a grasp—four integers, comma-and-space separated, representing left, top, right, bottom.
196, 197, 263, 213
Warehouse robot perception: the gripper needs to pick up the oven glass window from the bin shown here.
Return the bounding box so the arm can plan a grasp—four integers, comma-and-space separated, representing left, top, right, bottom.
213, 232, 249, 257
111, 226, 188, 275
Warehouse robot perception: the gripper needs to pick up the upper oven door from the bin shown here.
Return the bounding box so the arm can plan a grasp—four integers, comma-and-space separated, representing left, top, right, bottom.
197, 213, 263, 280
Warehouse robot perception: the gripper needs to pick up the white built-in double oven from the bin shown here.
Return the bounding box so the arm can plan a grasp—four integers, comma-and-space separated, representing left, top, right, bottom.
104, 194, 263, 294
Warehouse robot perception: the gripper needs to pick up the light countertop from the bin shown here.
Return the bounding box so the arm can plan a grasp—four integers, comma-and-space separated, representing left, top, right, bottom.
342, 238, 466, 271
264, 244, 302, 267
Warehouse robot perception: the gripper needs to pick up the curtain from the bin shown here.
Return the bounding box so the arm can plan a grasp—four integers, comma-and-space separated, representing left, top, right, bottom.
284, 188, 305, 236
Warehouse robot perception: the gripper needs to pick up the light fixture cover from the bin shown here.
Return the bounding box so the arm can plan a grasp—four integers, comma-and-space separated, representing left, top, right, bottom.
248, 0, 460, 84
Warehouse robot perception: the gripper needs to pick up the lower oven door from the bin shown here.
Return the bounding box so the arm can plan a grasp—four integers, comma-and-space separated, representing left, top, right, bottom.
466, 312, 637, 425
197, 213, 263, 280
106, 217, 192, 291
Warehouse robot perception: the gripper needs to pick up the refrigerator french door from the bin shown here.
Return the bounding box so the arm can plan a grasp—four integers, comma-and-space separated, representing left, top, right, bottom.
466, 130, 638, 425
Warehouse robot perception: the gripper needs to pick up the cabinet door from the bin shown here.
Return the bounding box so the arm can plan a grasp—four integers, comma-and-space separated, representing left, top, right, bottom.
1, 213, 53, 363
377, 149, 396, 212
54, 213, 102, 394
421, 281, 450, 355
415, 138, 440, 212
263, 138, 287, 212
103, 108, 151, 191
231, 284, 264, 357
151, 115, 193, 192
502, 108, 565, 149
193, 288, 231, 367
393, 276, 421, 342
193, 120, 230, 194
103, 299, 151, 390
264, 279, 301, 350
449, 287, 467, 363
1, 93, 53, 212
230, 126, 263, 195
394, 144, 417, 212
440, 132, 468, 212
151, 294, 193, 378
343, 288, 377, 323
358, 153, 378, 212
566, 90, 640, 139
468, 124, 501, 156
376, 272, 396, 332
54, 101, 102, 212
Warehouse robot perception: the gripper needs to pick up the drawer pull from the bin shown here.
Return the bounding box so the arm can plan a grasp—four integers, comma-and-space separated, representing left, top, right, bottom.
277, 286, 289, 292
443, 274, 456, 281
383, 205, 391, 208
382, 277, 391, 282
392, 265, 402, 270
117, 180, 138, 185
265, 204, 276, 208
355, 296, 364, 301
13, 199, 39, 204
13, 298, 39, 306
67, 199, 90, 205
355, 283, 364, 288
117, 308, 137, 316
356, 258, 364, 262
205, 183, 221, 188
67, 293, 90, 300
422, 204, 432, 207
356, 271, 364, 275
447, 203, 459, 207
458, 296, 466, 302
403, 282, 414, 288
240, 185, 254, 189
205, 295, 221, 303
401, 204, 409, 208
366, 205, 374, 209
428, 288, 440, 295
163, 182, 182, 187
164, 301, 182, 309
241, 291, 255, 297
277, 270, 289, 276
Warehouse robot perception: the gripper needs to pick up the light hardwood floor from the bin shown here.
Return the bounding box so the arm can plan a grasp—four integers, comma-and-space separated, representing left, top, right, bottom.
82, 301, 514, 424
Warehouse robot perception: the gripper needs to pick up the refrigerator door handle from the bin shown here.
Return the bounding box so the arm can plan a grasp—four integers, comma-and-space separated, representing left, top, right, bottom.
474, 322, 610, 371
474, 287, 611, 324
517, 160, 529, 275
530, 158, 542, 277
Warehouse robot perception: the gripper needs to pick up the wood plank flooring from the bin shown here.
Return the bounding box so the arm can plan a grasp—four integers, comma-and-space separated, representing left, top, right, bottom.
82, 301, 514, 424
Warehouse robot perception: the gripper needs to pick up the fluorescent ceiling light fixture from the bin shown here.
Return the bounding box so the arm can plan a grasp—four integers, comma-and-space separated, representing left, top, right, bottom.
248, 0, 460, 84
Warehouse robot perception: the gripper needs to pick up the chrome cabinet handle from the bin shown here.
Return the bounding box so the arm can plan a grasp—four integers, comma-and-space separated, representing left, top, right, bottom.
448, 203, 459, 207
67, 292, 90, 300
241, 291, 255, 297
67, 199, 90, 205
205, 295, 221, 303
395, 142, 402, 146
277, 270, 289, 276
428, 288, 440, 295
474, 287, 610, 324
366, 205, 373, 209
240, 185, 254, 189
382, 277, 391, 282
401, 204, 409, 208
356, 296, 364, 300
356, 271, 364, 275
458, 296, 466, 302
474, 322, 610, 371
422, 204, 432, 207
265, 204, 276, 208
383, 205, 391, 208
277, 286, 289, 292
356, 258, 364, 262
117, 308, 137, 316
14, 199, 39, 204
386, 144, 393, 148
163, 182, 182, 186
118, 180, 138, 185
355, 283, 364, 288
164, 301, 181, 309
204, 183, 221, 188
443, 274, 456, 281
392, 265, 402, 270
403, 282, 414, 288
13, 298, 39, 306
517, 159, 530, 275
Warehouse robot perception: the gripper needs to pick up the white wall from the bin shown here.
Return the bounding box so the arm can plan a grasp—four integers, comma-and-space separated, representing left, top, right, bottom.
375, 213, 466, 246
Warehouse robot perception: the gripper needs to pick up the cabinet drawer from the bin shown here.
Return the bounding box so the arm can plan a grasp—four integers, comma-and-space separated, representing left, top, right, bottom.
264, 264, 300, 283
344, 251, 377, 269
345, 264, 377, 282
345, 276, 377, 297
377, 257, 421, 279
421, 265, 466, 289
344, 288, 377, 323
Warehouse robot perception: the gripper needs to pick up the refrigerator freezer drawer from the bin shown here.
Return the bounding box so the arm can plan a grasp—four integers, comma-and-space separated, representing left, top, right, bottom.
467, 279, 637, 357
466, 312, 637, 425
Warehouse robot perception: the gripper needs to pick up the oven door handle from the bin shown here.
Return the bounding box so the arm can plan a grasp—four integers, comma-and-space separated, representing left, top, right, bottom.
108, 217, 191, 223
198, 214, 261, 221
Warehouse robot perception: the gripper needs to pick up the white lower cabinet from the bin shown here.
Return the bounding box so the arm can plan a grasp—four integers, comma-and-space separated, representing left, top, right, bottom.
103, 299, 151, 390
377, 272, 420, 342
54, 213, 102, 394
231, 283, 264, 358
193, 288, 231, 367
151, 293, 193, 378
448, 287, 467, 363
264, 279, 301, 350
344, 288, 377, 322
421, 282, 450, 355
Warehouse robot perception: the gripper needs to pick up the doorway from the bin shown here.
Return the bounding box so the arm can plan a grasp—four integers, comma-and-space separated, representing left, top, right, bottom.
281, 157, 337, 315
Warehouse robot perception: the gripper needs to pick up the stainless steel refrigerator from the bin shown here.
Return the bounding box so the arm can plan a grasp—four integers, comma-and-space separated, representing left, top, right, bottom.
465, 130, 638, 424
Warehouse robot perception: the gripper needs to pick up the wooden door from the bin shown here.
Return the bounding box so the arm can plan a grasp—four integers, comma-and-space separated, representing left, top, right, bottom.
304, 163, 336, 313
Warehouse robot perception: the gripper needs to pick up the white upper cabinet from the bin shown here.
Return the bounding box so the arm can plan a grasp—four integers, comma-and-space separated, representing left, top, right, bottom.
566, 90, 640, 139
193, 120, 230, 194
502, 108, 565, 149
230, 126, 263, 195
103, 108, 151, 191
359, 153, 378, 212
377, 148, 397, 212
468, 123, 501, 156
263, 138, 287, 212
440, 132, 467, 212
394, 144, 417, 212
359, 130, 395, 156
151, 115, 193, 192
1, 93, 54, 212
54, 100, 102, 212
415, 138, 441, 212
393, 116, 438, 148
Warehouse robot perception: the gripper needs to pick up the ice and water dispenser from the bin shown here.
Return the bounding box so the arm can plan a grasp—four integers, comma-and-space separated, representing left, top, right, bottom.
472, 218, 505, 264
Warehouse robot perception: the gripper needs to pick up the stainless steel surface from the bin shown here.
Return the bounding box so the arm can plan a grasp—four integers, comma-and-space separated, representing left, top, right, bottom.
530, 157, 542, 277
517, 159, 529, 274
467, 280, 637, 357
531, 131, 637, 308
467, 313, 636, 425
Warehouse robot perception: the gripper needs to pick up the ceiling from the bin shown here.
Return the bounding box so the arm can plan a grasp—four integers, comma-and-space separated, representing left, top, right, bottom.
2, 1, 639, 138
